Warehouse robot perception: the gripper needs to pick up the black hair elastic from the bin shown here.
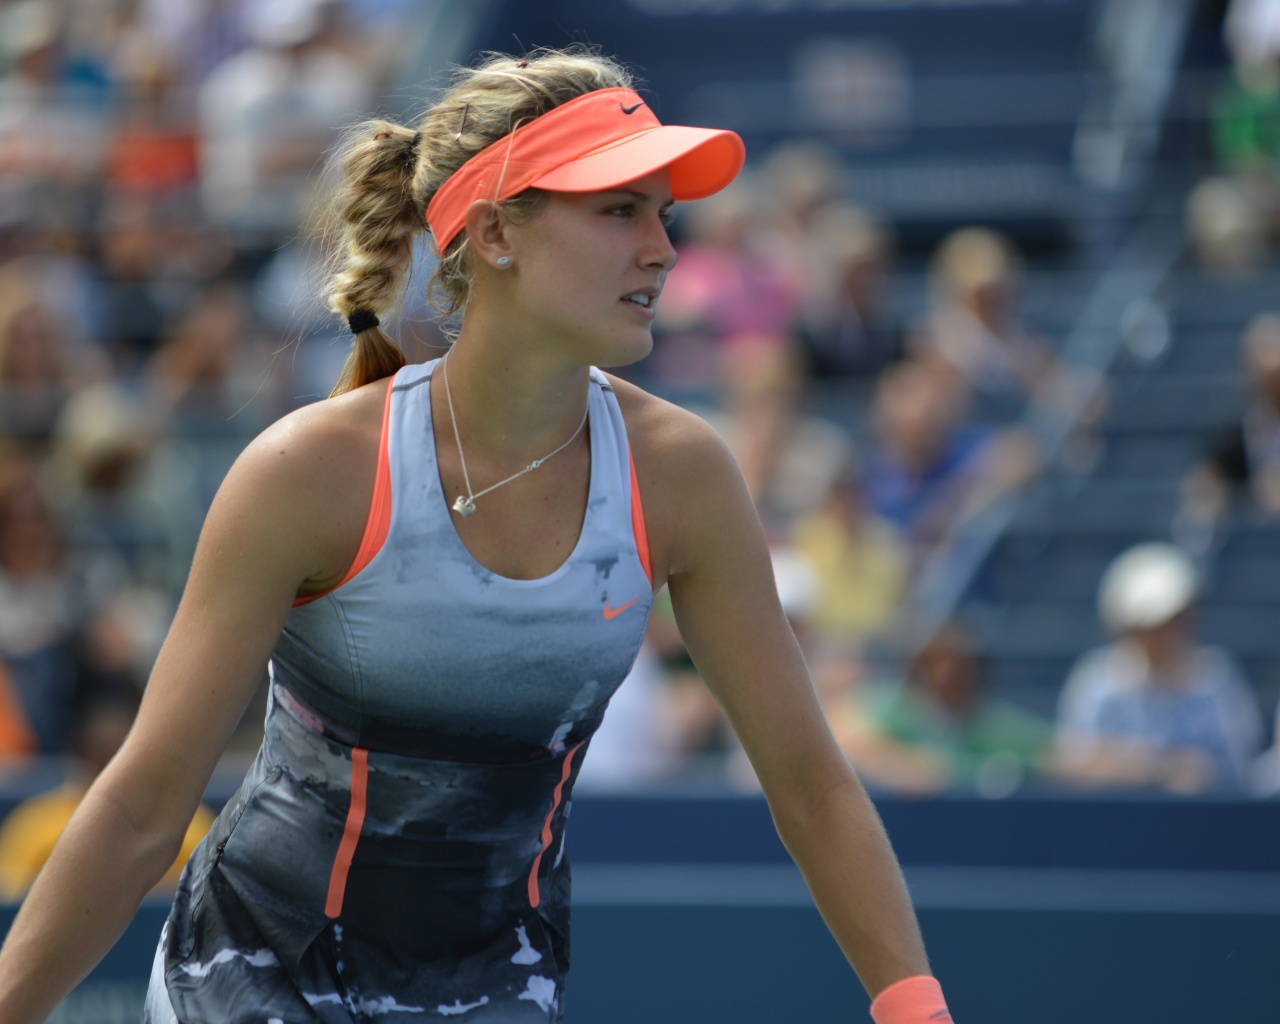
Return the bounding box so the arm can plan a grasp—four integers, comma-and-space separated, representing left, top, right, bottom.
347, 309, 380, 335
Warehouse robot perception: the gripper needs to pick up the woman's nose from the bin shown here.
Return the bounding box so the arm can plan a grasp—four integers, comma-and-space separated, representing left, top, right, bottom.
642, 218, 677, 271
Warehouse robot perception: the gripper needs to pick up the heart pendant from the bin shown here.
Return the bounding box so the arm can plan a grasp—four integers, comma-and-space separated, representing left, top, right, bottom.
452, 495, 477, 519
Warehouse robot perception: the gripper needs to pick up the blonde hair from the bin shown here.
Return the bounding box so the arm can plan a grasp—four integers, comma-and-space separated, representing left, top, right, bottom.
930, 226, 1019, 303
319, 46, 635, 396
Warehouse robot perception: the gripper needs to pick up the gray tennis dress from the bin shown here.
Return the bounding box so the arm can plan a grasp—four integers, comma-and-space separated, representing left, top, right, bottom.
144, 360, 654, 1023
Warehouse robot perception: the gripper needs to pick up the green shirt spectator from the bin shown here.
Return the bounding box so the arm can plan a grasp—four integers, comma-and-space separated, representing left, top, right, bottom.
842, 622, 1051, 797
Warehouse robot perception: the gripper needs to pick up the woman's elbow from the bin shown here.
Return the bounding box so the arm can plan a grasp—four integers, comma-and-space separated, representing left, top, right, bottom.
763, 748, 869, 841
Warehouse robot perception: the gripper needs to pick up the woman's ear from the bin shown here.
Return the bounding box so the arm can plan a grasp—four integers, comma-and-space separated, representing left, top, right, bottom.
463, 200, 514, 270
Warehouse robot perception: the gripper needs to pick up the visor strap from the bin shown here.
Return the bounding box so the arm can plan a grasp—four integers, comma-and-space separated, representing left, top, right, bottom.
492, 119, 520, 203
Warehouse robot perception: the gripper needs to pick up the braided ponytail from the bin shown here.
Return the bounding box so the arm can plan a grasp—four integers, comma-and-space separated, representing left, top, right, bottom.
321, 122, 422, 397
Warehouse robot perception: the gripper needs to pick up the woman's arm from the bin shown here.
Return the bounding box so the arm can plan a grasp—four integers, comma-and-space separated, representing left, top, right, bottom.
0, 388, 380, 1023
637, 401, 940, 1013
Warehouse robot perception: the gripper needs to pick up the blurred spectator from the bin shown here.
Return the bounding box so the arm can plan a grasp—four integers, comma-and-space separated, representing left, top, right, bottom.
49, 382, 180, 593
128, 0, 246, 92
1210, 50, 1280, 177
1054, 543, 1264, 794
0, 451, 124, 755
572, 642, 687, 792
59, 0, 132, 97
1186, 173, 1276, 274
0, 657, 37, 761
756, 138, 846, 310
1225, 0, 1280, 64
789, 466, 909, 644
794, 203, 902, 379
861, 359, 1038, 560
94, 194, 177, 376
0, 222, 103, 356
143, 282, 281, 579
0, 0, 107, 231
652, 176, 800, 391
103, 37, 200, 203
197, 0, 376, 258
841, 622, 1051, 797
77, 582, 173, 699
0, 283, 80, 451
144, 280, 274, 435
1186, 0, 1280, 271
635, 588, 735, 779
711, 336, 852, 538
760, 138, 845, 243
1180, 312, 1280, 537
0, 689, 214, 899
910, 227, 1057, 421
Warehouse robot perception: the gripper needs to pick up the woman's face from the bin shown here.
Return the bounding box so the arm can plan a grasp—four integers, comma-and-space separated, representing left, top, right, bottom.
0, 467, 60, 576
2, 305, 62, 383
501, 168, 678, 368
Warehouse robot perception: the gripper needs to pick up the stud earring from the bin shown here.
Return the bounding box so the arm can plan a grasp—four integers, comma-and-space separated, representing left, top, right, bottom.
496, 256, 512, 268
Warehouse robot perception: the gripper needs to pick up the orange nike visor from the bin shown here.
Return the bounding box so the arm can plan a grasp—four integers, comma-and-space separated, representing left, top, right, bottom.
425, 87, 746, 255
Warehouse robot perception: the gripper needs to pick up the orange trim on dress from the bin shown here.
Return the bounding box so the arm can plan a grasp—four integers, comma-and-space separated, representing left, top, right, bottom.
324, 746, 369, 919
526, 741, 584, 909
628, 446, 652, 585
294, 377, 396, 607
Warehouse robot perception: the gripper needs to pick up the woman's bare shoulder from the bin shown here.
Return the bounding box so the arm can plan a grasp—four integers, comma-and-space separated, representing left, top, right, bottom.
604, 373, 750, 581
235, 379, 387, 494
208, 379, 390, 587
604, 372, 730, 471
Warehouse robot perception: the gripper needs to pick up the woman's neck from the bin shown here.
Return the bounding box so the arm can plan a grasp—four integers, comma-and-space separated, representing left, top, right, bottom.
439, 324, 592, 465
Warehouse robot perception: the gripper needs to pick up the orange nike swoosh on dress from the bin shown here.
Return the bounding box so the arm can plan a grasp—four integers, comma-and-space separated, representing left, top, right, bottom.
602, 597, 641, 620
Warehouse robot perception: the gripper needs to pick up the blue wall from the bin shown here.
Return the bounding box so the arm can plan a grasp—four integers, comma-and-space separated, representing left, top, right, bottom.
466, 0, 1100, 238
10, 792, 1279, 1023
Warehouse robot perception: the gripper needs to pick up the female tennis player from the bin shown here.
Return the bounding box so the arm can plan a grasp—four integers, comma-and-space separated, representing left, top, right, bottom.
0, 48, 952, 1023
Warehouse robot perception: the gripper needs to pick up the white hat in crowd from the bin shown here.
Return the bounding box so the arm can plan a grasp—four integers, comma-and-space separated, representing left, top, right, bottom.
1098, 542, 1199, 634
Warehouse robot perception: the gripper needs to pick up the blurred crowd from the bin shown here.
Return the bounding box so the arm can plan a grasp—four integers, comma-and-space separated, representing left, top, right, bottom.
588, 124, 1280, 801
0, 0, 1277, 900
0, 0, 434, 889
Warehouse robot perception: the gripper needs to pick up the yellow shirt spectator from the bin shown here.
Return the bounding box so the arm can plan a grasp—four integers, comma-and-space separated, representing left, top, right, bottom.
0, 784, 215, 900
791, 483, 909, 642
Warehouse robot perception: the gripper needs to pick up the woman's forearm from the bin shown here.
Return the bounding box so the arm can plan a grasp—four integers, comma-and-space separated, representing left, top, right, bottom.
770, 760, 931, 998
0, 780, 185, 1023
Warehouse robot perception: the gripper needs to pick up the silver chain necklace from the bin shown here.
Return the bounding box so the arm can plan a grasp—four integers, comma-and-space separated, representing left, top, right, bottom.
441, 350, 589, 519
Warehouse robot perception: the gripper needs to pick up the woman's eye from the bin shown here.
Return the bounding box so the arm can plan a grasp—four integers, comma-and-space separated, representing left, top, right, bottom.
608, 205, 635, 217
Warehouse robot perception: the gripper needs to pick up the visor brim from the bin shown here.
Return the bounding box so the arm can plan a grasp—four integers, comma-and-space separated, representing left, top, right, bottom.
530, 125, 745, 201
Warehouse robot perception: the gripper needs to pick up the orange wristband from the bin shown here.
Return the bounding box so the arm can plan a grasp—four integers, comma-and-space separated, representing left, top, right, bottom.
869, 975, 952, 1023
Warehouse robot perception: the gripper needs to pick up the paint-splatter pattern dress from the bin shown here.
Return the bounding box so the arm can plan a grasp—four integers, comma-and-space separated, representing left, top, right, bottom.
143, 360, 654, 1023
